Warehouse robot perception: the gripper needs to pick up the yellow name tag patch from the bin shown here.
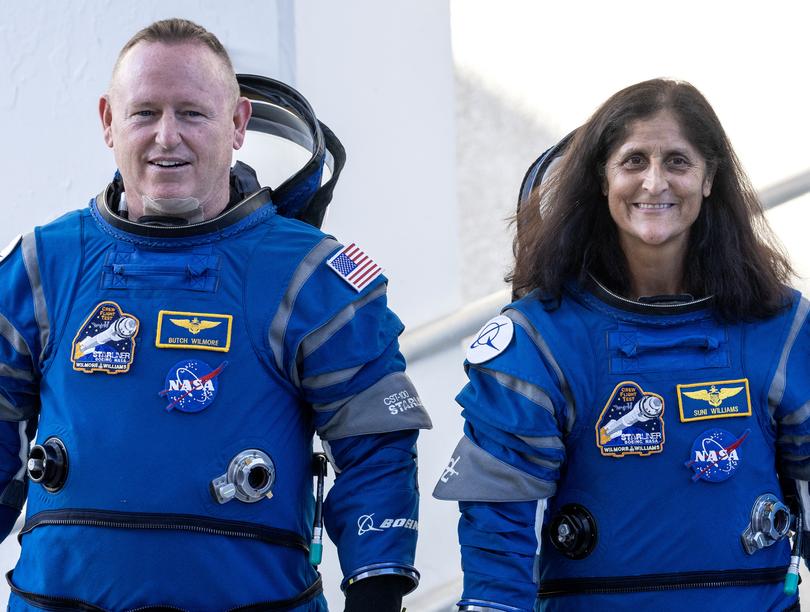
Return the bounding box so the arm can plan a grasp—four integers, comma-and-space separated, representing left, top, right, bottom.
155, 310, 233, 353
677, 378, 752, 422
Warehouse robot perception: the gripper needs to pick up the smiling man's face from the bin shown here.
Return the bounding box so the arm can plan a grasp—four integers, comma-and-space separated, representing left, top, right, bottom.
99, 41, 250, 220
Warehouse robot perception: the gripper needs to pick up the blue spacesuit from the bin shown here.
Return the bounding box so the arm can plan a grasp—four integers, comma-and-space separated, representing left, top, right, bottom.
0, 168, 431, 610
434, 278, 810, 612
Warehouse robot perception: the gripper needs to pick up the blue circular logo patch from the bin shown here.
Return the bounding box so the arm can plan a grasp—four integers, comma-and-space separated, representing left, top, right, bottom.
160, 359, 227, 413
686, 428, 748, 483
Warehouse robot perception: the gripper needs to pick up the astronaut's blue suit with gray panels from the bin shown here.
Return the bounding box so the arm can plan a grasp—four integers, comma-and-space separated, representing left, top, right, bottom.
0, 182, 430, 611
435, 279, 810, 612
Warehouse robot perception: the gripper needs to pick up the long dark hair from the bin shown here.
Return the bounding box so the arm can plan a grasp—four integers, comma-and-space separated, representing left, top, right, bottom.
509, 78, 792, 320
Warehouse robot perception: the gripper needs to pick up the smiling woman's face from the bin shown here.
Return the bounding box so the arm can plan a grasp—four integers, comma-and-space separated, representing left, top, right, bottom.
603, 110, 714, 262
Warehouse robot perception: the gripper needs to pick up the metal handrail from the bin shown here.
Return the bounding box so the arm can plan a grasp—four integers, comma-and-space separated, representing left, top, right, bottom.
399, 288, 510, 362
400, 169, 810, 362
761, 168, 810, 210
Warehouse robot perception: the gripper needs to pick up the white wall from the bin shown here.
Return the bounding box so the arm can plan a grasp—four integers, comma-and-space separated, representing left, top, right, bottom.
293, 1, 460, 327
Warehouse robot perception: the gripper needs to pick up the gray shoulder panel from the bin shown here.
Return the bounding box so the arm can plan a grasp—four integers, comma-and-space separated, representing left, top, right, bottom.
267, 237, 341, 374
769, 296, 810, 423
316, 371, 431, 440
0, 314, 31, 358
473, 365, 555, 416
299, 283, 387, 360
433, 435, 556, 502
504, 308, 575, 433
20, 233, 49, 363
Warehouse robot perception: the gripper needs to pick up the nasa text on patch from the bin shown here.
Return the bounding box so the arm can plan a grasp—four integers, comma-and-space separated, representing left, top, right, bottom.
685, 428, 748, 483
677, 378, 751, 422
159, 359, 227, 413
466, 315, 514, 365
155, 310, 232, 353
71, 302, 140, 374
595, 381, 665, 457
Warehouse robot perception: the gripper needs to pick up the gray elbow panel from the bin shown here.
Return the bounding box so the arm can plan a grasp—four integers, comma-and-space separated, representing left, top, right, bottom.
433, 435, 555, 502
316, 371, 432, 440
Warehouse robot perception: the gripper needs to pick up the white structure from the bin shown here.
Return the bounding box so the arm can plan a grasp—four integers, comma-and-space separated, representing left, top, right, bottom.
2, 2, 809, 610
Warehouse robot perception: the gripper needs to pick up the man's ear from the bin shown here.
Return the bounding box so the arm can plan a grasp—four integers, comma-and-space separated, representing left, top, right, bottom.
99, 95, 114, 148
232, 97, 252, 150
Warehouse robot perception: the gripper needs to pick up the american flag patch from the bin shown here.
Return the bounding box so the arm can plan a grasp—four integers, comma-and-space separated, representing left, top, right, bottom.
326, 243, 383, 292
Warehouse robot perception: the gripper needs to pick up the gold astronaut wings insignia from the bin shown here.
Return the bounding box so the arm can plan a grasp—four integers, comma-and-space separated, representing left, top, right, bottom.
169, 318, 222, 335
683, 385, 744, 408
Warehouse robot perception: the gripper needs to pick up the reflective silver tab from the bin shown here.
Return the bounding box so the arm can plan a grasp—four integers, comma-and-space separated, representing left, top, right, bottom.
344, 565, 419, 594
533, 498, 548, 584
13, 421, 29, 481
20, 233, 49, 363
3, 421, 33, 509
459, 603, 523, 612
769, 296, 810, 423
504, 309, 575, 433
797, 480, 810, 522
267, 237, 340, 374
433, 436, 555, 502
316, 372, 431, 440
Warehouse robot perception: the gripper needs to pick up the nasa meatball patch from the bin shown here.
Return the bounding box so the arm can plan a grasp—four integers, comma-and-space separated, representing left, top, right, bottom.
466, 315, 514, 364
71, 302, 140, 374
159, 359, 227, 413
685, 428, 748, 482
596, 381, 665, 457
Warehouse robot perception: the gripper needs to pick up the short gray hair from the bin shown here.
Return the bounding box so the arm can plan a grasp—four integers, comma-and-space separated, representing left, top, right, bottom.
111, 18, 239, 101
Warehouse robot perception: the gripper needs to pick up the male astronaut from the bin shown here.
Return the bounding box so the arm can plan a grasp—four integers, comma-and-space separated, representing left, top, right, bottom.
0, 18, 430, 611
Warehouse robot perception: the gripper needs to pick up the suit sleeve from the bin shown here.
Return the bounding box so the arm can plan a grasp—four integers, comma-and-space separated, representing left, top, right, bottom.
267, 236, 431, 592
433, 309, 569, 611
772, 295, 810, 565
0, 234, 45, 540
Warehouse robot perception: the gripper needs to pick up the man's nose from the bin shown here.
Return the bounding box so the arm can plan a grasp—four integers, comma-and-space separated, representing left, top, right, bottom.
155, 114, 182, 149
